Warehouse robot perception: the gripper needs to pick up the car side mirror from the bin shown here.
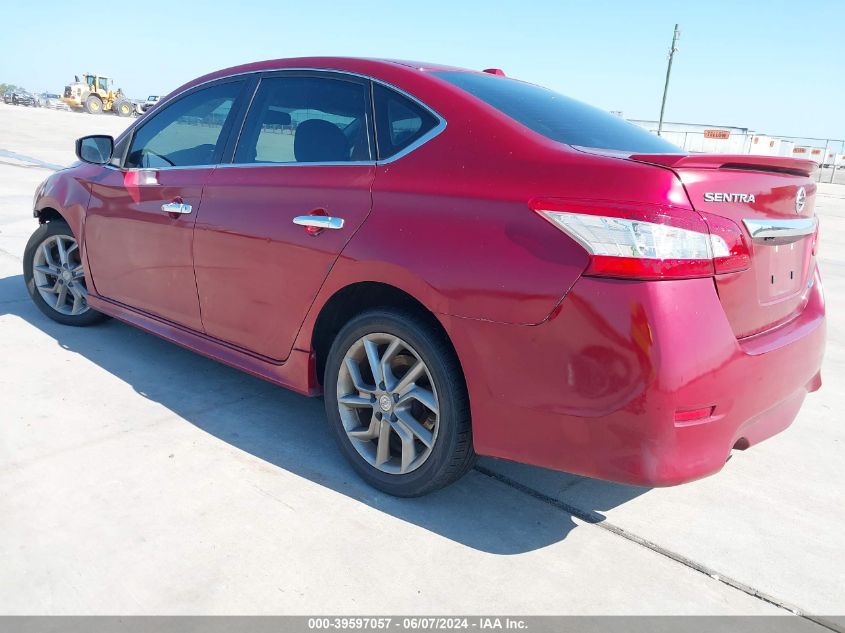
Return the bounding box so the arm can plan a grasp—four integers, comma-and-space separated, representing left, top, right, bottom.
76, 135, 114, 165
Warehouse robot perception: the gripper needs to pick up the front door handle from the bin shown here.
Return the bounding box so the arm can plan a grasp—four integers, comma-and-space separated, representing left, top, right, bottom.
293, 216, 345, 230
161, 201, 192, 214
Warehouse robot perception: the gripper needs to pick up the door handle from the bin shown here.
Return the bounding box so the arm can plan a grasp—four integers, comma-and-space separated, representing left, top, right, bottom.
161, 201, 192, 214
293, 215, 345, 230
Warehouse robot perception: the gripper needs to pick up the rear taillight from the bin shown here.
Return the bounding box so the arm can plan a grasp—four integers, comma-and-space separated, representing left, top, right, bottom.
701, 212, 751, 274
531, 198, 750, 280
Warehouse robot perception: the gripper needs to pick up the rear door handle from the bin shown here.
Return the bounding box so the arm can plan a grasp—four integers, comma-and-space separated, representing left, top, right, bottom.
293, 216, 344, 230
161, 202, 192, 214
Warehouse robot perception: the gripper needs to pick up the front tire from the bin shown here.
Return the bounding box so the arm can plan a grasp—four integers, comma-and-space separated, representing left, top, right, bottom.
324, 308, 475, 496
23, 221, 107, 326
114, 98, 133, 117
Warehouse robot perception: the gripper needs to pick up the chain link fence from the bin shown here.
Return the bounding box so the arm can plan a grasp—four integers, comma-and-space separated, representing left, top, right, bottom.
631, 122, 845, 185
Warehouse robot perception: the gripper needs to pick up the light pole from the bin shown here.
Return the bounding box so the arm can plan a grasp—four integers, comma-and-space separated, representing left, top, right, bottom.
657, 24, 681, 137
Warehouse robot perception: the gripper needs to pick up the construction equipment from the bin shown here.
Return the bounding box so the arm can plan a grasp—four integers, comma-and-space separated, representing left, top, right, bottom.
61, 73, 134, 117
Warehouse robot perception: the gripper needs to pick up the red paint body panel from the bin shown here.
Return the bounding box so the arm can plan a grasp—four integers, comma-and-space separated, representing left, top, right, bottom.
194, 165, 375, 360
33, 57, 826, 488
678, 169, 817, 338
361, 136, 693, 324
85, 167, 209, 331
443, 269, 825, 485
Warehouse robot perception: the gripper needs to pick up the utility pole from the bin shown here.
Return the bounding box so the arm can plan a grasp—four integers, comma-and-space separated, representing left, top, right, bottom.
657, 24, 681, 137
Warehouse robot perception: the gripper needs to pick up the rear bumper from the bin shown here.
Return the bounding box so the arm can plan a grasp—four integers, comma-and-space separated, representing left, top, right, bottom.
445, 268, 826, 487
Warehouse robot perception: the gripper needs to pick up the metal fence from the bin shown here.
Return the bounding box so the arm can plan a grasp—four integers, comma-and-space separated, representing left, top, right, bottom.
770, 135, 845, 185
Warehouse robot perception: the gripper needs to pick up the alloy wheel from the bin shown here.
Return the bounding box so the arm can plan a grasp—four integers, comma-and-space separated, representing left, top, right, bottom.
31, 234, 89, 315
337, 333, 440, 475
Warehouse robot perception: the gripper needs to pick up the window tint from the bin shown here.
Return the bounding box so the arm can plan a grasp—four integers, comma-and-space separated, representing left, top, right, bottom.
125, 81, 243, 168
373, 83, 438, 159
235, 76, 370, 164
434, 71, 680, 153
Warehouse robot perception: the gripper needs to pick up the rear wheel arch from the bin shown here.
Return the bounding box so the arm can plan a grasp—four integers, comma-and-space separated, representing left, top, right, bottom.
311, 282, 464, 390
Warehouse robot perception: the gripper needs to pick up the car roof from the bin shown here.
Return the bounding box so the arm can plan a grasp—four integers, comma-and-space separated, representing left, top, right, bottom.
230, 56, 472, 73
374, 58, 472, 72
174, 56, 480, 95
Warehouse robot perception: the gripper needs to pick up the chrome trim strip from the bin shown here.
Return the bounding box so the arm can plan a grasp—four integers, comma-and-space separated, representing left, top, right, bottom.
105, 164, 218, 172
109, 161, 378, 172
743, 217, 818, 244
379, 117, 446, 164
113, 66, 446, 172
218, 161, 376, 169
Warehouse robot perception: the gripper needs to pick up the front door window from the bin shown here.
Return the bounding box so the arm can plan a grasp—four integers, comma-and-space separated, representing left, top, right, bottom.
125, 81, 243, 169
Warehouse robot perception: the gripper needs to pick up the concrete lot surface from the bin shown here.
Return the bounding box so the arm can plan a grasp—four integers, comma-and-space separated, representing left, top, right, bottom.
0, 103, 843, 620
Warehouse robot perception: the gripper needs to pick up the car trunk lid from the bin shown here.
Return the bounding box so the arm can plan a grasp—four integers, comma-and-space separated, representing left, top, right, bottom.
630, 153, 819, 338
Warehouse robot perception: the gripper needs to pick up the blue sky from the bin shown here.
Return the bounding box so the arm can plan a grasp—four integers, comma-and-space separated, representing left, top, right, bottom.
1, 0, 842, 139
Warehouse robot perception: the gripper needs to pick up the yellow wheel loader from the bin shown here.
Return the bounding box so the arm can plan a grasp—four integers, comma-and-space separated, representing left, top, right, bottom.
61, 73, 134, 117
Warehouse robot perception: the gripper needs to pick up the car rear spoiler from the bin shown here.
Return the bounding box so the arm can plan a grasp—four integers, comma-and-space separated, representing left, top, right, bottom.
628, 153, 818, 178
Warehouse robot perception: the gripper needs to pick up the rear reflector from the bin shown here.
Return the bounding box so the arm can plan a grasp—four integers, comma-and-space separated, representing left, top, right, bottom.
531, 198, 750, 280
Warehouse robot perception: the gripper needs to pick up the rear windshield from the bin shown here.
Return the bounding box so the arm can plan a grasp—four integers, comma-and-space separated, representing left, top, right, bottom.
434, 71, 679, 153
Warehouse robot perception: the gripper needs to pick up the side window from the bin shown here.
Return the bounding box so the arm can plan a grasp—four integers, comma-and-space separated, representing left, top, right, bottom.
234, 76, 370, 164
373, 83, 439, 159
125, 81, 243, 169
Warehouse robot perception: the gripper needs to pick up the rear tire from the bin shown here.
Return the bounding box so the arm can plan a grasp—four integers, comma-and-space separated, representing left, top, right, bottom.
23, 221, 108, 327
83, 94, 102, 115
324, 308, 475, 496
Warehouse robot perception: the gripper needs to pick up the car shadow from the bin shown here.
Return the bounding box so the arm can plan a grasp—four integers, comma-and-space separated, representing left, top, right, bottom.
0, 272, 649, 554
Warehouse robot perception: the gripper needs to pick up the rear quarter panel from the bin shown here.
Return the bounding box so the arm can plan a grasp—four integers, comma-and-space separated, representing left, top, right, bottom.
334, 135, 694, 326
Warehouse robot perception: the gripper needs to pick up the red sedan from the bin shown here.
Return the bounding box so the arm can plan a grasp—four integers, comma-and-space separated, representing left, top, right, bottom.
23, 58, 825, 496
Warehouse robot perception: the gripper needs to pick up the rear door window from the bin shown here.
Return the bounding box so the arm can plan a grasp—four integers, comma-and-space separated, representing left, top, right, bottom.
372, 83, 439, 160
434, 71, 680, 153
234, 75, 371, 164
